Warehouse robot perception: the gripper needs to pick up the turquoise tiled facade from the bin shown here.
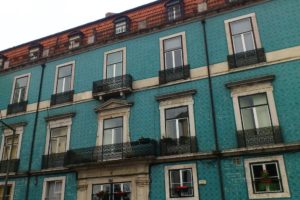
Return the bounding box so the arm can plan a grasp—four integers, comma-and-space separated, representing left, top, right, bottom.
0, 0, 299, 199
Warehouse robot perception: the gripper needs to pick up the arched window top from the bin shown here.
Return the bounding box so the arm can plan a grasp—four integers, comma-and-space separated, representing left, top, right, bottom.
113, 16, 131, 35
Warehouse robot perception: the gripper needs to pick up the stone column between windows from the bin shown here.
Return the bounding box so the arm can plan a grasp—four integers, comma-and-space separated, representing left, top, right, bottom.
135, 175, 150, 200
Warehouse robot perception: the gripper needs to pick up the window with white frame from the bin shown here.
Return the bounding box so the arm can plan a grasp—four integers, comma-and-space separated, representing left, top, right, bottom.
165, 106, 190, 139
103, 117, 123, 146
54, 62, 74, 94
0, 127, 23, 161
160, 32, 187, 71
11, 74, 30, 104
166, 0, 183, 21
69, 35, 81, 49
244, 156, 290, 199
29, 47, 40, 61
0, 183, 14, 200
159, 95, 195, 139
225, 13, 262, 55
165, 164, 199, 200
114, 17, 130, 35
45, 118, 72, 155
0, 55, 6, 69
92, 182, 131, 200
105, 50, 124, 79
42, 177, 65, 200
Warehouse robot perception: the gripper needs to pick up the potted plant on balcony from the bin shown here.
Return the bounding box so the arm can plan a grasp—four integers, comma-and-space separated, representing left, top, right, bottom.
260, 170, 272, 184
175, 185, 189, 196
115, 190, 128, 197
96, 190, 109, 200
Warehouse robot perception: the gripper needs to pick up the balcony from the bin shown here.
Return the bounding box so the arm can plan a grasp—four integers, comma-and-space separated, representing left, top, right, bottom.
237, 126, 283, 148
227, 48, 266, 69
64, 139, 157, 166
92, 74, 132, 99
159, 65, 190, 84
160, 136, 197, 156
0, 159, 19, 173
50, 90, 74, 106
7, 101, 28, 115
41, 153, 66, 169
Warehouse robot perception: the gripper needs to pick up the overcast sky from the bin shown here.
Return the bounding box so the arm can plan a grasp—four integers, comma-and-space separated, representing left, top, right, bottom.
0, 0, 155, 51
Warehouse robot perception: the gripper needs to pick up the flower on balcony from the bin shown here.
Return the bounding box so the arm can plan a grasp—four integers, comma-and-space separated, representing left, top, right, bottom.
175, 185, 189, 192
115, 191, 128, 197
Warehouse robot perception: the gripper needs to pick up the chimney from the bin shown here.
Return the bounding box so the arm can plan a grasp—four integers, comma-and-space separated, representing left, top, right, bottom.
105, 12, 116, 17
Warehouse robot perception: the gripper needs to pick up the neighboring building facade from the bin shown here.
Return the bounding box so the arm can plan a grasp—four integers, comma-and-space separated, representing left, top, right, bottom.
0, 0, 299, 199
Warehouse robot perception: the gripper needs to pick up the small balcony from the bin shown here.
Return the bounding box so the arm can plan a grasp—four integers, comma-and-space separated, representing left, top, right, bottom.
237, 126, 283, 148
7, 101, 28, 115
92, 74, 133, 99
227, 48, 266, 69
0, 159, 20, 173
50, 90, 74, 106
159, 136, 197, 156
41, 153, 66, 169
159, 65, 190, 84
64, 139, 157, 166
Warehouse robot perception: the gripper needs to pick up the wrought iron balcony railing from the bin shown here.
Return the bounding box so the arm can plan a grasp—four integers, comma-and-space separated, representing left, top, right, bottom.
160, 136, 197, 156
41, 153, 66, 169
237, 126, 283, 148
7, 101, 28, 115
92, 74, 133, 98
50, 90, 74, 106
227, 48, 266, 68
0, 159, 20, 173
64, 139, 157, 166
159, 65, 190, 84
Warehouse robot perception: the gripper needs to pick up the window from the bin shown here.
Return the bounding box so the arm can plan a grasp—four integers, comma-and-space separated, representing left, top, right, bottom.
54, 62, 75, 94
239, 93, 272, 131
160, 32, 187, 71
92, 182, 131, 200
29, 48, 40, 61
166, 0, 183, 21
0, 55, 6, 69
0, 127, 23, 161
45, 118, 72, 155
114, 16, 130, 35
225, 13, 262, 55
244, 156, 290, 199
104, 48, 126, 79
0, 183, 14, 200
42, 177, 65, 200
11, 74, 30, 104
103, 117, 123, 146
165, 106, 189, 139
68, 31, 83, 49
165, 164, 199, 200
227, 76, 281, 147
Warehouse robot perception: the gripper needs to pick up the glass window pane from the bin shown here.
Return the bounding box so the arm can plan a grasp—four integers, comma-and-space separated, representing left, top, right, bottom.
107, 65, 114, 78
266, 163, 278, 177
256, 106, 272, 128
166, 120, 177, 138
182, 169, 192, 184
166, 106, 188, 120
64, 76, 72, 92
232, 35, 244, 53
269, 180, 281, 191
178, 118, 189, 137
107, 51, 123, 65
252, 165, 263, 178
239, 94, 268, 108
104, 117, 123, 129
165, 51, 174, 69
244, 32, 255, 51
170, 170, 180, 184
241, 108, 256, 130
115, 63, 123, 77
56, 79, 64, 94
103, 129, 113, 145
230, 18, 252, 35
164, 36, 182, 51
16, 77, 28, 88
51, 127, 68, 137
174, 49, 183, 68
58, 65, 72, 78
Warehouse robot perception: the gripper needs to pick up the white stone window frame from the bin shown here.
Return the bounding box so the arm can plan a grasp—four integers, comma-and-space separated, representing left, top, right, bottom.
53, 61, 75, 94
164, 164, 199, 200
159, 32, 188, 70
0, 126, 24, 161
0, 181, 15, 200
224, 13, 262, 55
97, 107, 130, 146
103, 47, 126, 79
44, 118, 72, 155
244, 155, 290, 199
29, 47, 40, 61
10, 73, 31, 104
230, 82, 279, 131
159, 95, 196, 138
42, 176, 66, 200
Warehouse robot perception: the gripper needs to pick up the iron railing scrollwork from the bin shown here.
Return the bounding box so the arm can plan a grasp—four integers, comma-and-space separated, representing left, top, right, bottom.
237, 126, 283, 147
0, 159, 19, 173
159, 65, 190, 84
50, 90, 74, 106
160, 136, 197, 156
7, 101, 28, 115
227, 48, 266, 68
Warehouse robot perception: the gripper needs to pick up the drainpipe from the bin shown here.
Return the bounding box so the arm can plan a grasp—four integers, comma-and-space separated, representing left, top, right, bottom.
201, 20, 226, 200
24, 63, 46, 200
0, 121, 16, 200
